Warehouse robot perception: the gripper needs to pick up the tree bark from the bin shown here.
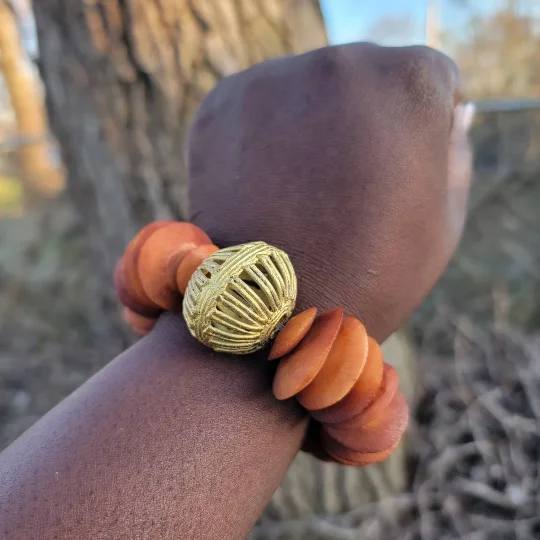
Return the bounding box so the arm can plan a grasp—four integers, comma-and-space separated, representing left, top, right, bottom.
32, 0, 328, 274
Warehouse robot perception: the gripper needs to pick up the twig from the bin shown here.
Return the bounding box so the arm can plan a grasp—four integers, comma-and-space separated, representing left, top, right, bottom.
453, 478, 519, 511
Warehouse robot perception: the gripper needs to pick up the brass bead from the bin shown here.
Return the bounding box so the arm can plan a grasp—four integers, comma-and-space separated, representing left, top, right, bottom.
183, 241, 297, 355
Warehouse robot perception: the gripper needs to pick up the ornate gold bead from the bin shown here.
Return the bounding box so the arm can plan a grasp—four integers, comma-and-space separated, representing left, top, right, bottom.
183, 241, 297, 355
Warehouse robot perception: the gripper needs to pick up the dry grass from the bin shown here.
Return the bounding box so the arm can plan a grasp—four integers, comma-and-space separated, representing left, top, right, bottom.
0, 198, 128, 447
401, 314, 539, 539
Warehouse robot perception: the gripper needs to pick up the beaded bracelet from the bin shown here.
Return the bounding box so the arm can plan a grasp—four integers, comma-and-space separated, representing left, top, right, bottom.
114, 221, 409, 467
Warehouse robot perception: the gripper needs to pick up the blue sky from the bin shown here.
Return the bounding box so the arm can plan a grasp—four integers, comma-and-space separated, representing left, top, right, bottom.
320, 0, 540, 47
321, 0, 427, 45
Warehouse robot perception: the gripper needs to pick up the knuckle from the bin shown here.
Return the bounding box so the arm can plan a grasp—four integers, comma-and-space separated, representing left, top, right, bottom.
305, 43, 460, 119
308, 42, 378, 81
392, 46, 459, 112
306, 45, 339, 78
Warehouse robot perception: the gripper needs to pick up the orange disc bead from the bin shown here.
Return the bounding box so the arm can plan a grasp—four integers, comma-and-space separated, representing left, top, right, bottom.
176, 244, 219, 294
324, 390, 408, 453
298, 316, 369, 410
123, 307, 156, 336
273, 308, 343, 400
268, 307, 317, 361
122, 221, 173, 310
114, 258, 161, 318
322, 433, 401, 467
332, 363, 399, 431
267, 306, 410, 467
310, 335, 384, 424
137, 222, 212, 310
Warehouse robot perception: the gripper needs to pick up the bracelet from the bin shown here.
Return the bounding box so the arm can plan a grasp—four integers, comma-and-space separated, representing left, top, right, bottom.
114, 221, 408, 467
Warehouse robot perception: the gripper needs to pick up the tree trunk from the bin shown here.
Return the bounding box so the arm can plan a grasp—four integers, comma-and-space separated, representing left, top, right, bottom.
32, 0, 328, 275
0, 0, 62, 196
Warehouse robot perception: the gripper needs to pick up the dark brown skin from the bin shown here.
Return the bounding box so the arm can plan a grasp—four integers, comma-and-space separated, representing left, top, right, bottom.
0, 44, 472, 539
189, 43, 472, 342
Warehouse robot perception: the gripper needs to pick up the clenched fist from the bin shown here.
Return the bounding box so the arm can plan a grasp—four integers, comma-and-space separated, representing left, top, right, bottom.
188, 43, 473, 342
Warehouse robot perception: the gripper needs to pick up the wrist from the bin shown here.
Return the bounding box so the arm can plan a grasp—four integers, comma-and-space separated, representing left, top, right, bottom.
150, 311, 308, 424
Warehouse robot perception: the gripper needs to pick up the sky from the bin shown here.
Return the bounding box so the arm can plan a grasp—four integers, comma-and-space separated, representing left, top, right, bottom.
321, 0, 427, 45
320, 0, 540, 47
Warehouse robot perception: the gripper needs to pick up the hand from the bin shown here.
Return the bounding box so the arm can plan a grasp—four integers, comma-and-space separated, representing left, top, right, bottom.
187, 43, 473, 343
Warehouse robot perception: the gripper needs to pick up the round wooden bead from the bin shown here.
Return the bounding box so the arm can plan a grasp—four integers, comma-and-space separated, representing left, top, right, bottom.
183, 241, 297, 355
298, 316, 369, 410
122, 220, 173, 310
273, 308, 343, 400
176, 244, 219, 294
122, 307, 156, 336
138, 222, 212, 310
268, 307, 317, 361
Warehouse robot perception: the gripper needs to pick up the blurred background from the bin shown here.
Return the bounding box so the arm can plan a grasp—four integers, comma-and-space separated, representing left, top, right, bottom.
1, 0, 539, 538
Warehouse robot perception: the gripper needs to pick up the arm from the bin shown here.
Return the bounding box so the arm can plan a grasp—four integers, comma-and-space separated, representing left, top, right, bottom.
0, 43, 472, 539
0, 315, 306, 539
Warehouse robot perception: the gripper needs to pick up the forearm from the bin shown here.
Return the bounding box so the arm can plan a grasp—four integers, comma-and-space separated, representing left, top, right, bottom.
0, 313, 307, 539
